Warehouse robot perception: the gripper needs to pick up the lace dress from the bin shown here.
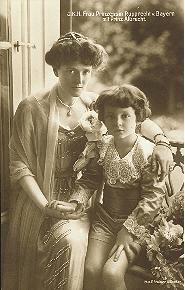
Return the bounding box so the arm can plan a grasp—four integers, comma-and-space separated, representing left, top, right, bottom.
37, 125, 90, 290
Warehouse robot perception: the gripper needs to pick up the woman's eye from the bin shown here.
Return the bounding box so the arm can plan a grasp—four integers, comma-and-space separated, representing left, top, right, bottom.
105, 115, 114, 119
68, 69, 75, 74
122, 114, 130, 119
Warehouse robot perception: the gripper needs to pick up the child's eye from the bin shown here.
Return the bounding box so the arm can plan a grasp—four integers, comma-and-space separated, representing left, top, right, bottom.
83, 69, 91, 75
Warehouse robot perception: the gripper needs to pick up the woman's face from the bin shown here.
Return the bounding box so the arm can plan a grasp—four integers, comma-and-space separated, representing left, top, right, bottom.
103, 106, 137, 138
56, 61, 92, 98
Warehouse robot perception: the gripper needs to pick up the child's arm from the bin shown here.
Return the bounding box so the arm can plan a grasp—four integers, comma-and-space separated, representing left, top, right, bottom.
110, 162, 165, 263
69, 154, 103, 207
123, 161, 166, 245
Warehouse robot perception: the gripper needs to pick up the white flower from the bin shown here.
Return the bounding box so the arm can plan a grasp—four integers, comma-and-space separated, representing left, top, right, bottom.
157, 219, 183, 245
79, 110, 100, 132
79, 110, 107, 141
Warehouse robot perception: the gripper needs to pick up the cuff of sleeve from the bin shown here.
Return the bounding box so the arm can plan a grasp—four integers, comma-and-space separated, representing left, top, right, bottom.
10, 167, 35, 184
123, 215, 150, 245
85, 131, 103, 141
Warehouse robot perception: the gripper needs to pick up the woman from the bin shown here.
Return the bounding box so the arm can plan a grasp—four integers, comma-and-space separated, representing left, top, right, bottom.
3, 32, 172, 290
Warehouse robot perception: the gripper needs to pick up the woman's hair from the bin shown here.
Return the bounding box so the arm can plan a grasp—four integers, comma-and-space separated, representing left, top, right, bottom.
95, 84, 151, 123
45, 32, 108, 70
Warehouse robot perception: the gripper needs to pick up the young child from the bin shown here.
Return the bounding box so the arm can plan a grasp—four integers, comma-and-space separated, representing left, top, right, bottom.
69, 84, 166, 290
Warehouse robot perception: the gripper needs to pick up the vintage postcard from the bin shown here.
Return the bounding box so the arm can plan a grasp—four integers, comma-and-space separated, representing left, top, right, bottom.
1, 0, 183, 289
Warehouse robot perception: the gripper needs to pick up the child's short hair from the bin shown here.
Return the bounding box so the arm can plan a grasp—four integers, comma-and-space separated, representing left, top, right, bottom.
95, 84, 151, 122
45, 32, 108, 70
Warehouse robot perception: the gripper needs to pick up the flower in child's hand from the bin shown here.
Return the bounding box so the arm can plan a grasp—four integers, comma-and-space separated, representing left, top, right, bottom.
79, 110, 101, 133
79, 110, 106, 141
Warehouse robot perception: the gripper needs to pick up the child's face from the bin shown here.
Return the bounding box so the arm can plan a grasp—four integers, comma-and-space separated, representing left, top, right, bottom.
104, 106, 137, 138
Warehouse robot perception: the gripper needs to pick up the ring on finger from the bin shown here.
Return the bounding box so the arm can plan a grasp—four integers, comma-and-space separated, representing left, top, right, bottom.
169, 165, 174, 172
61, 212, 66, 218
134, 240, 141, 246
119, 244, 124, 251
50, 200, 57, 208
116, 244, 124, 255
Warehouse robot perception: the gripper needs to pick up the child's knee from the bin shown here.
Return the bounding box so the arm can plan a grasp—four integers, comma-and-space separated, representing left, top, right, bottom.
102, 264, 124, 287
84, 259, 102, 280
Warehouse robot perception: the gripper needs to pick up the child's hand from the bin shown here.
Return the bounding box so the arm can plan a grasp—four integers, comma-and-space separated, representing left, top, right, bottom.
124, 241, 141, 264
108, 226, 141, 263
69, 201, 85, 214
62, 202, 86, 220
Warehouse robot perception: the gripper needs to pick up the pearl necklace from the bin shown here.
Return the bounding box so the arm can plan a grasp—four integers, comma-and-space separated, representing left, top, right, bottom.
57, 96, 78, 116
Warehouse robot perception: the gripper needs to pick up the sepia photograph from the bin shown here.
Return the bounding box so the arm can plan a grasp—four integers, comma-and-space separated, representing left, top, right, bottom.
1, 0, 184, 290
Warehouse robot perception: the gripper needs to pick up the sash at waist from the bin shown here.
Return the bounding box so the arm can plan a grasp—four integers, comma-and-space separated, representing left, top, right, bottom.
103, 184, 140, 217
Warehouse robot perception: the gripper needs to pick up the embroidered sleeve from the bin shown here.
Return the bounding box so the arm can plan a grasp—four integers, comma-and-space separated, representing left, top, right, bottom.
9, 146, 35, 184
10, 164, 35, 184
97, 135, 112, 165
73, 134, 111, 172
73, 141, 97, 172
69, 155, 103, 205
123, 160, 165, 244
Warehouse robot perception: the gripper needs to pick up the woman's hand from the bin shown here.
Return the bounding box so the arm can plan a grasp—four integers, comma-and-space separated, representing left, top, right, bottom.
63, 202, 86, 220
108, 226, 141, 263
151, 145, 173, 181
44, 200, 85, 219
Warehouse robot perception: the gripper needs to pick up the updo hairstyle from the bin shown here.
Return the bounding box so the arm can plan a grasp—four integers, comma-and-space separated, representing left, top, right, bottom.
45, 32, 108, 70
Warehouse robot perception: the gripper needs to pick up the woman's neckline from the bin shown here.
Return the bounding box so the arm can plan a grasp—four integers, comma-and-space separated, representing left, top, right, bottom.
58, 123, 81, 132
57, 94, 88, 131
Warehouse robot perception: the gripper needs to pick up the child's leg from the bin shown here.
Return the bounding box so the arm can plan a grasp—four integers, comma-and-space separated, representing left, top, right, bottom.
83, 238, 113, 290
102, 249, 129, 290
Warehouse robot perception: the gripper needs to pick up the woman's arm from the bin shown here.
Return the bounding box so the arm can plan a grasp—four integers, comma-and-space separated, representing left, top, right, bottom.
140, 118, 173, 180
19, 175, 48, 210
10, 100, 75, 218
19, 175, 76, 218
140, 118, 164, 141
